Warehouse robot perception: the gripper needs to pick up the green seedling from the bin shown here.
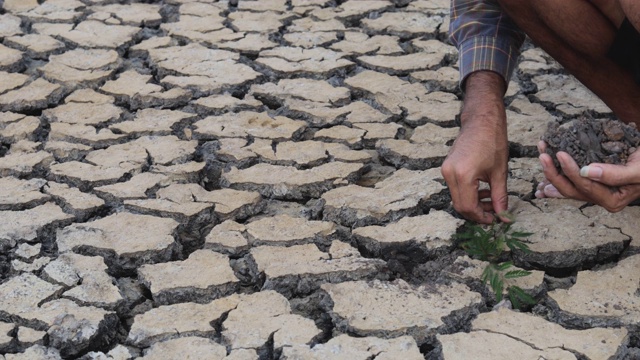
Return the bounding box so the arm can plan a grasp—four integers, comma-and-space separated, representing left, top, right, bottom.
456, 214, 536, 309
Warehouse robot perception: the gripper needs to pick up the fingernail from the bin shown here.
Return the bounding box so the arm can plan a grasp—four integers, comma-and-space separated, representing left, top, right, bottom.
580, 165, 603, 179
534, 190, 544, 198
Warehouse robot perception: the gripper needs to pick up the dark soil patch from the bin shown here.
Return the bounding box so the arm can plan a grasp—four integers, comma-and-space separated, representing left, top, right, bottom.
542, 115, 640, 170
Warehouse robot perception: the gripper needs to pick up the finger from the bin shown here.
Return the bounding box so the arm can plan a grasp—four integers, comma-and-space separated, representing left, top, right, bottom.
567, 168, 640, 211
489, 173, 509, 221
478, 190, 500, 212
537, 140, 547, 154
457, 180, 495, 224
542, 183, 565, 198
442, 166, 463, 214
478, 189, 492, 200
444, 169, 494, 224
478, 189, 500, 213
539, 152, 583, 199
557, 152, 634, 209
579, 163, 640, 186
537, 178, 550, 191
538, 153, 554, 172
479, 200, 495, 212
556, 152, 610, 201
463, 195, 496, 224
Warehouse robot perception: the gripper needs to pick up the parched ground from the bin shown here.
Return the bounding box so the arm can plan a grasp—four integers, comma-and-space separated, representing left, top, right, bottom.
0, 0, 638, 359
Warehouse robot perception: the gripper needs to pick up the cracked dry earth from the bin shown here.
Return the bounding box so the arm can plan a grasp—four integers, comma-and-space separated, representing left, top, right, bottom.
0, 0, 639, 359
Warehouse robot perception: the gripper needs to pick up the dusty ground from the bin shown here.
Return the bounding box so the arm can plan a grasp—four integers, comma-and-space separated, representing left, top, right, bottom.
0, 0, 639, 359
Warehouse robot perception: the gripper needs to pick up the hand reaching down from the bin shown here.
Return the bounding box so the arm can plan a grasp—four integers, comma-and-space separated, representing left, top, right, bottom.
441, 72, 510, 224
442, 118, 510, 224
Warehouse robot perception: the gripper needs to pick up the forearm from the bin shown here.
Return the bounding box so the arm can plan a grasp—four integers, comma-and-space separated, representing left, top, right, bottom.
461, 71, 507, 129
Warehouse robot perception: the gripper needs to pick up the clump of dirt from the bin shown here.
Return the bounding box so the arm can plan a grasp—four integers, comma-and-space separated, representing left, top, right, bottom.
542, 115, 640, 170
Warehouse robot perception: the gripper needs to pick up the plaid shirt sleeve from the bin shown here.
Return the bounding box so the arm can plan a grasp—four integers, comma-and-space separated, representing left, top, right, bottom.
450, 0, 525, 89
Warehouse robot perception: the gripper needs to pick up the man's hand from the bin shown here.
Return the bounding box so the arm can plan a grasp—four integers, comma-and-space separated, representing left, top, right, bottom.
441, 71, 510, 224
539, 143, 640, 212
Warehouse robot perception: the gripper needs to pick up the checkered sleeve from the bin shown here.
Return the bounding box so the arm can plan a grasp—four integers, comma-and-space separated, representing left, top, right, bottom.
450, 0, 526, 89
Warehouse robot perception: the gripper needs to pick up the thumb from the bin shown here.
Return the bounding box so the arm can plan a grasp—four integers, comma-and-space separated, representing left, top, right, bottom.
490, 176, 509, 218
579, 163, 640, 186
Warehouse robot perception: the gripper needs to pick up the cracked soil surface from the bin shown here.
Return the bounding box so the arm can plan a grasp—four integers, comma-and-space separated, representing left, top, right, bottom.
0, 0, 638, 359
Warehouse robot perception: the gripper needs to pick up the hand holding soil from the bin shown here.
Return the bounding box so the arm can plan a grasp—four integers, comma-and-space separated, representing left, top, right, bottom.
542, 115, 640, 169
538, 116, 640, 211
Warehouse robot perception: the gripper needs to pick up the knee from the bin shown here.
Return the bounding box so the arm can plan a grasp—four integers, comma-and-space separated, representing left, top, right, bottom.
618, 0, 640, 24
590, 0, 626, 27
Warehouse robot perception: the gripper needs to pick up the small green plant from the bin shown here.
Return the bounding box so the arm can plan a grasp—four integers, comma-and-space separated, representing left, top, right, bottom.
456, 214, 536, 309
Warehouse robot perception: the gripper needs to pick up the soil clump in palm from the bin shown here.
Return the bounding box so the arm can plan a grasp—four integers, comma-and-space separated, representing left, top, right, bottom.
542, 115, 640, 170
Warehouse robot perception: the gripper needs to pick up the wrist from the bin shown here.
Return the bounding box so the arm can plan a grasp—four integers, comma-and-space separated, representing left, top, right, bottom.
464, 71, 506, 99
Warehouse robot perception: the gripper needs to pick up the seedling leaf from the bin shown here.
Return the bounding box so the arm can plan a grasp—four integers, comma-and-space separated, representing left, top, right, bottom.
481, 266, 492, 284
509, 286, 536, 305
506, 238, 531, 253
495, 261, 513, 271
509, 290, 521, 309
493, 277, 504, 303
505, 270, 532, 279
489, 272, 504, 302
458, 213, 535, 309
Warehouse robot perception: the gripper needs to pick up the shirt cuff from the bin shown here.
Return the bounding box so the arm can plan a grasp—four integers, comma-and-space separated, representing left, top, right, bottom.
457, 36, 522, 91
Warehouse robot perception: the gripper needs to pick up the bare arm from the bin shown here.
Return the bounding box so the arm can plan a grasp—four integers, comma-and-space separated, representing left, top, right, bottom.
441, 71, 509, 224
444, 0, 524, 223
